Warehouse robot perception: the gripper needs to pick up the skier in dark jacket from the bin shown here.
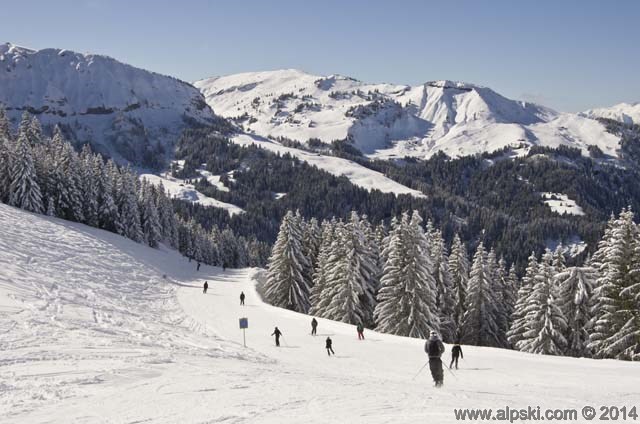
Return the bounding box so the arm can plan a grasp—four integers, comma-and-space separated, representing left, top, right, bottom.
425, 330, 445, 387
326, 336, 334, 356
450, 342, 463, 369
271, 327, 282, 347
311, 318, 318, 336
356, 323, 365, 340
203, 281, 208, 294
240, 292, 245, 306
197, 262, 201, 271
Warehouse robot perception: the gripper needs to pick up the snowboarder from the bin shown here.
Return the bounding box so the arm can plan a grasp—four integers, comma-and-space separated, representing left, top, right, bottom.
311, 317, 318, 336
450, 342, 463, 370
356, 323, 365, 340
197, 262, 201, 271
425, 330, 445, 387
222, 263, 226, 272
203, 281, 208, 294
272, 327, 282, 347
240, 292, 245, 306
326, 336, 334, 356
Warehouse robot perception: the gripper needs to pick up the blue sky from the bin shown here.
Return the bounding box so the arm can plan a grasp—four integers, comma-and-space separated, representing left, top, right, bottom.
2, 0, 639, 111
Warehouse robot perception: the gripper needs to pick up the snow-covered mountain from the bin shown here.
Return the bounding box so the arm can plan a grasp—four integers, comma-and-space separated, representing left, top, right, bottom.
195, 69, 620, 159
0, 43, 217, 165
581, 102, 640, 126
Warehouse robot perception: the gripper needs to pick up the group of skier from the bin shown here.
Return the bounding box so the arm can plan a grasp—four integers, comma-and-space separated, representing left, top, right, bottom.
202, 281, 463, 387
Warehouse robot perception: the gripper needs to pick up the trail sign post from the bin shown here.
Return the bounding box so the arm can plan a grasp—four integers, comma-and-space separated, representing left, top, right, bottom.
239, 317, 248, 347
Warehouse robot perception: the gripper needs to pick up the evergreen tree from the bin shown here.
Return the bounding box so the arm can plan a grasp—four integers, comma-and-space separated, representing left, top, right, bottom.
557, 266, 596, 357
119, 170, 143, 243
461, 242, 502, 347
322, 212, 378, 326
9, 133, 43, 213
374, 211, 439, 338
519, 251, 567, 355
448, 234, 469, 340
263, 211, 312, 313
589, 209, 640, 360
508, 252, 539, 348
429, 225, 455, 342
309, 220, 337, 316
140, 181, 162, 248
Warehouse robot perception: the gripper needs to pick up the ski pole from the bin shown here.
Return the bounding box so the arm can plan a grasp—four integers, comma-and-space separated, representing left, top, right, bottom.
446, 366, 458, 379
412, 362, 429, 380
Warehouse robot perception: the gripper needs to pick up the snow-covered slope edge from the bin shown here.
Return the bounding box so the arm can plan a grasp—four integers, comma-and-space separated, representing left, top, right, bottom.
196, 69, 621, 160
232, 133, 425, 197
0, 42, 218, 165
0, 204, 264, 422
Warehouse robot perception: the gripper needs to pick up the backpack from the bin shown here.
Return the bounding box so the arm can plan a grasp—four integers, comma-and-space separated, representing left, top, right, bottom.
427, 340, 442, 357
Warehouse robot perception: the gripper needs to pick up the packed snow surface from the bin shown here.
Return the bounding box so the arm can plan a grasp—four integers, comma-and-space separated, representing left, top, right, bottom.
541, 192, 585, 216
2, 204, 638, 423
232, 133, 425, 197
196, 69, 622, 160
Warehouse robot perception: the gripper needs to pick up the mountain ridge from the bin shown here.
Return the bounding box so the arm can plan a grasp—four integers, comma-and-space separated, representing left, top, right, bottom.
195, 68, 621, 161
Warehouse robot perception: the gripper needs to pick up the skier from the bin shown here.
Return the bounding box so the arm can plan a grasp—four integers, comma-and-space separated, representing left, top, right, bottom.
240, 291, 245, 306
203, 281, 208, 294
197, 262, 201, 271
326, 336, 334, 356
311, 317, 318, 335
271, 327, 282, 347
449, 342, 463, 370
425, 330, 445, 387
356, 323, 365, 340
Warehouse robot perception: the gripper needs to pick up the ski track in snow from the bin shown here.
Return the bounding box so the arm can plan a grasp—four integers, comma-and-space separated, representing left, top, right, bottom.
1, 203, 638, 423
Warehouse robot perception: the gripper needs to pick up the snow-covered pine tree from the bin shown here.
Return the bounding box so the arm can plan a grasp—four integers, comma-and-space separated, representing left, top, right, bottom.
119, 169, 143, 243
322, 212, 378, 326
0, 107, 11, 141
519, 251, 567, 355
501, 263, 519, 344
27, 115, 43, 146
263, 211, 312, 313
553, 245, 566, 276
59, 142, 85, 222
16, 111, 32, 143
155, 181, 178, 247
461, 242, 502, 347
309, 220, 337, 316
92, 155, 120, 234
8, 132, 43, 213
302, 217, 321, 272
557, 265, 596, 357
79, 145, 99, 227
588, 209, 640, 360
507, 252, 539, 348
0, 134, 11, 203
140, 180, 162, 248
448, 234, 469, 340
374, 211, 439, 338
428, 225, 455, 342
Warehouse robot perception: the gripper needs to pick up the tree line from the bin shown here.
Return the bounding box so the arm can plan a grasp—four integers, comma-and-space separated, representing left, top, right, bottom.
262, 209, 639, 361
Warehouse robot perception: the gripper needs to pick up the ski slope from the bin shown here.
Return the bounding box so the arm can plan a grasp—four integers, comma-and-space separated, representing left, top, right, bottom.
1, 204, 638, 423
